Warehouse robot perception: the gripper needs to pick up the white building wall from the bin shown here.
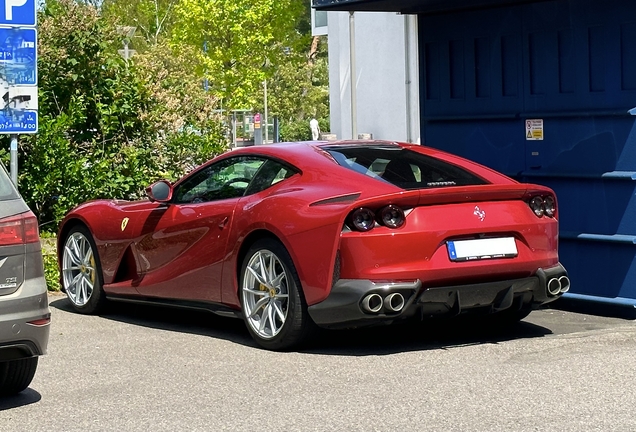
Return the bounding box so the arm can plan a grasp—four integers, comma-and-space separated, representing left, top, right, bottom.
326, 12, 420, 143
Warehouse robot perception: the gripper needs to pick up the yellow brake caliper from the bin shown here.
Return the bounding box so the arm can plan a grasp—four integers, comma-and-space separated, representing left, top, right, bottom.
90, 255, 96, 284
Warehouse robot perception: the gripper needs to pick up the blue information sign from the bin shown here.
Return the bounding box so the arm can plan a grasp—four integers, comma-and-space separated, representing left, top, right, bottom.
0, 0, 36, 26
0, 27, 36, 133
0, 27, 36, 84
0, 108, 36, 133
0, 0, 37, 134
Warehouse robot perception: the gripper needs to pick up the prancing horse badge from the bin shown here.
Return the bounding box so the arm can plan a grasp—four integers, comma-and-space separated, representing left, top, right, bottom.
473, 206, 486, 222
121, 217, 129, 231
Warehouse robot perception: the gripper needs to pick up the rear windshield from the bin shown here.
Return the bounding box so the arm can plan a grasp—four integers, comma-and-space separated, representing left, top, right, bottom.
0, 162, 19, 201
324, 145, 488, 189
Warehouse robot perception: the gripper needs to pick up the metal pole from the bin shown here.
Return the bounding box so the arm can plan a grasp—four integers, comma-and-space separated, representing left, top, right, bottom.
232, 111, 237, 148
349, 11, 357, 139
263, 80, 268, 144
404, 15, 412, 143
123, 40, 129, 69
10, 134, 17, 187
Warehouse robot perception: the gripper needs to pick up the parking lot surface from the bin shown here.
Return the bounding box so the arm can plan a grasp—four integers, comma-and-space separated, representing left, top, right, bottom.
1, 293, 635, 432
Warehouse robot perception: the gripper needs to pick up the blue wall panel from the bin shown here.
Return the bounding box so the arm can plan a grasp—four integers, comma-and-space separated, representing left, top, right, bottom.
419, 0, 636, 303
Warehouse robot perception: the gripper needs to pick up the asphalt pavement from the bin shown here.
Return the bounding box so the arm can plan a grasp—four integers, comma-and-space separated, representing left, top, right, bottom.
1, 293, 635, 432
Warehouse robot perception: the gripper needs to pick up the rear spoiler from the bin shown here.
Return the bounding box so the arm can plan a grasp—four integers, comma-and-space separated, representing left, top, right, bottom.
347, 183, 554, 210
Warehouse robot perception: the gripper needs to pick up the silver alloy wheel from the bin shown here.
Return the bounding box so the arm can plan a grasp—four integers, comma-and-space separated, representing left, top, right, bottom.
242, 249, 290, 339
62, 232, 96, 307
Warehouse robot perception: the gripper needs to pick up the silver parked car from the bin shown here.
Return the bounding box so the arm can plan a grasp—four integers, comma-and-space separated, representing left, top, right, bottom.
0, 161, 50, 396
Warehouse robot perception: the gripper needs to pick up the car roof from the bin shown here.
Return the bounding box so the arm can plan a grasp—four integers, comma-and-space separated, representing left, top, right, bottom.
202, 139, 513, 187
224, 140, 408, 169
224, 139, 465, 169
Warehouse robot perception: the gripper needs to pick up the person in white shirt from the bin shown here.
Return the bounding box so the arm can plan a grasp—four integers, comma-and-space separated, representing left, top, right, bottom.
310, 118, 320, 140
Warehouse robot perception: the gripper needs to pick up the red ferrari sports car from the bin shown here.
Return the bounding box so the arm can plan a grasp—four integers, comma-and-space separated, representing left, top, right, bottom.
57, 140, 568, 350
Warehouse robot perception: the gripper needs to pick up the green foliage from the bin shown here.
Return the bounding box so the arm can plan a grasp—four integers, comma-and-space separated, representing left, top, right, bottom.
279, 117, 330, 142
11, 0, 330, 235
171, 0, 306, 110
170, 0, 330, 139
133, 42, 228, 177
43, 252, 61, 291
267, 37, 329, 124
39, 234, 60, 291
279, 118, 311, 142
21, 0, 154, 226
18, 0, 228, 230
100, 0, 179, 48
38, 0, 152, 144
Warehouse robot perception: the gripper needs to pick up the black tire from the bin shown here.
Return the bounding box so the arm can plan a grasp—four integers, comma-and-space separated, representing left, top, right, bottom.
239, 238, 315, 350
61, 225, 107, 314
0, 357, 38, 396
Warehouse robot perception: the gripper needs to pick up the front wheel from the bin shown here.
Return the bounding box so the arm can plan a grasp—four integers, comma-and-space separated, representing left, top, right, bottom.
239, 239, 314, 350
61, 225, 106, 314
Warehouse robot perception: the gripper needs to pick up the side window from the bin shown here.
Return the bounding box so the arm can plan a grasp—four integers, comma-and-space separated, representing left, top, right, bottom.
245, 160, 297, 195
0, 162, 19, 201
325, 146, 488, 189
173, 157, 266, 204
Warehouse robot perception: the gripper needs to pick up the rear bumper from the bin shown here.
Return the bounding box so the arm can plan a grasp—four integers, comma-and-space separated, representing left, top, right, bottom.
0, 277, 50, 361
308, 263, 568, 328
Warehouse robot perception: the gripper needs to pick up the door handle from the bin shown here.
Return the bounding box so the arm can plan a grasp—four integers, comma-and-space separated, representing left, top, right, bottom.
219, 217, 229, 229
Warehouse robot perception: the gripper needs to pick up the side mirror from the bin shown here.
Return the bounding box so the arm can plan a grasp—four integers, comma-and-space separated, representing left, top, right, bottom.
146, 180, 173, 202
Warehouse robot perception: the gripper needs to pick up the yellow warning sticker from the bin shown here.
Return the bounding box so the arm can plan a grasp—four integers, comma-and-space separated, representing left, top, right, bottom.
525, 119, 543, 140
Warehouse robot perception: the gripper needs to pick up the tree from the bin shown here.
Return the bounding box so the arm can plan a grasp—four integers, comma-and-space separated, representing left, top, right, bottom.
16, 0, 226, 227
38, 0, 152, 146
100, 0, 178, 48
19, 0, 156, 224
132, 41, 227, 178
171, 0, 305, 111
267, 36, 329, 122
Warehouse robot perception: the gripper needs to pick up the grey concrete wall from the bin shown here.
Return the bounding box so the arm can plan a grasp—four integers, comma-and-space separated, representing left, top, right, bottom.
326, 11, 420, 143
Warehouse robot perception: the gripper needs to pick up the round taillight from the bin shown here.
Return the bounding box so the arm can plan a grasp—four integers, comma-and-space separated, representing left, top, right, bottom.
379, 205, 405, 229
349, 208, 375, 232
544, 196, 556, 218
530, 196, 544, 217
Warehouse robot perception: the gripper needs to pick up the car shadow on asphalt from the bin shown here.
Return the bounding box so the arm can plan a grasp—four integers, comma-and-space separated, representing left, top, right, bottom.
49, 297, 255, 346
49, 297, 552, 356
307, 318, 551, 356
0, 388, 41, 411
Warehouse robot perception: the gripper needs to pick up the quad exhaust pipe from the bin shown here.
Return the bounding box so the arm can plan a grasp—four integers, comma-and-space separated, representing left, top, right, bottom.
361, 293, 383, 313
558, 276, 570, 293
361, 292, 405, 314
384, 293, 405, 312
547, 276, 571, 296
547, 278, 561, 296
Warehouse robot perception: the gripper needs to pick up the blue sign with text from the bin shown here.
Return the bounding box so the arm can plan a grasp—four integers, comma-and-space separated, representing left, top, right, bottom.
0, 0, 36, 26
0, 27, 36, 84
0, 0, 38, 133
0, 109, 36, 132
0, 26, 37, 133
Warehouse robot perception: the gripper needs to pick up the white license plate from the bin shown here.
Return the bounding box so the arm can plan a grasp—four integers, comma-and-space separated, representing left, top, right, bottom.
447, 237, 518, 262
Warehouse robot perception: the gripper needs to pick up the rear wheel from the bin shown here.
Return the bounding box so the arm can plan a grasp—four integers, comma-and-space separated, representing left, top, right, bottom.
61, 225, 106, 314
239, 239, 314, 350
0, 357, 38, 396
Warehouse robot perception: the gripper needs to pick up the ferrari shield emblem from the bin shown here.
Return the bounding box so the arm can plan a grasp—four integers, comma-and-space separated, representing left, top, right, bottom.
121, 217, 130, 231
